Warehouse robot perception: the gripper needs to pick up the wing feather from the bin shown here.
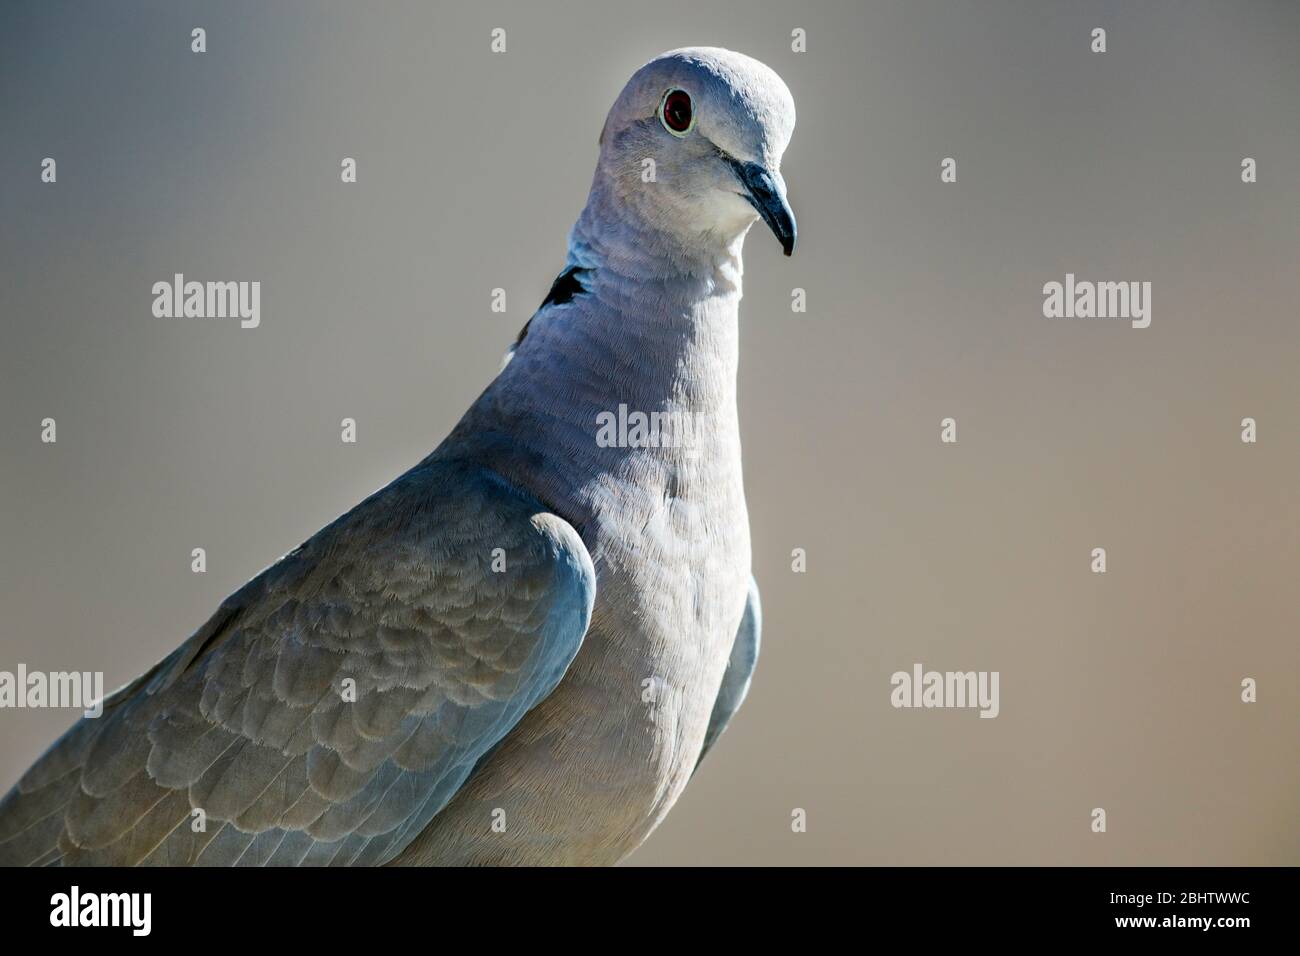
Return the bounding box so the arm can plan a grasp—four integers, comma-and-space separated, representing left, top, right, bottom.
0, 457, 594, 866
695, 575, 762, 770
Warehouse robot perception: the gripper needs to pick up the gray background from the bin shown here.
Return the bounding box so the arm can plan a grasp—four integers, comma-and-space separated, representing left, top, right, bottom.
1, 0, 1296, 865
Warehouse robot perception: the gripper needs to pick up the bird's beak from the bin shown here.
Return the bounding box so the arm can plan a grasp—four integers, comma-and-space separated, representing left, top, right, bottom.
728, 159, 797, 256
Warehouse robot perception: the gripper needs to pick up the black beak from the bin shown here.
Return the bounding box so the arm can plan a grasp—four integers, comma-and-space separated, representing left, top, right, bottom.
727, 158, 797, 256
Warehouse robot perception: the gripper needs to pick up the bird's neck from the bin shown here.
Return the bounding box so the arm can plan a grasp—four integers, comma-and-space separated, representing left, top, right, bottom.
447, 209, 749, 526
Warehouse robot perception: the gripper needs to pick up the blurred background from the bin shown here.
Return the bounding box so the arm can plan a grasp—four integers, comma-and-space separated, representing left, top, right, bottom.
1, 0, 1296, 865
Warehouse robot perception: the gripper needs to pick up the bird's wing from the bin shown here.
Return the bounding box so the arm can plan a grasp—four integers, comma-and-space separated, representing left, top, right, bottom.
0, 457, 594, 866
695, 575, 762, 770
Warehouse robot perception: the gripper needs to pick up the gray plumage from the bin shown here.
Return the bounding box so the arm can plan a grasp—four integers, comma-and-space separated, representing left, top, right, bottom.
699, 576, 761, 767
0, 46, 795, 866
0, 462, 593, 866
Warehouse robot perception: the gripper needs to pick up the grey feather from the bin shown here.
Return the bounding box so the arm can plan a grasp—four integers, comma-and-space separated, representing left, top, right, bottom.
0, 458, 594, 866
696, 576, 762, 769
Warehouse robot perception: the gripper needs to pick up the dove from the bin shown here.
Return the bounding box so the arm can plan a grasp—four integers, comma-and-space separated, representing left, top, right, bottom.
0, 46, 796, 866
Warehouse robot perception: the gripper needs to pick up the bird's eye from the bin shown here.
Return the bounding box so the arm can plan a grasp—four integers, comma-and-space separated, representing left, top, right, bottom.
659, 88, 694, 136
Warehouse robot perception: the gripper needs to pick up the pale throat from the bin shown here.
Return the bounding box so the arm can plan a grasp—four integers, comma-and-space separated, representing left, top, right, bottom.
568, 164, 757, 287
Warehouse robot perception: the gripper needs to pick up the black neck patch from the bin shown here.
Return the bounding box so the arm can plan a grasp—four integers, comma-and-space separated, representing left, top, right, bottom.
515, 266, 592, 346
541, 265, 591, 308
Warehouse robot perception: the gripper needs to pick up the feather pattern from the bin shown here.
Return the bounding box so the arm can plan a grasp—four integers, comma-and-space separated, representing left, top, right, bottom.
0, 458, 594, 866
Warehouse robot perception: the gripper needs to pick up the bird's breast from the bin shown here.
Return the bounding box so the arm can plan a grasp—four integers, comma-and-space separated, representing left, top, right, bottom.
396, 450, 750, 865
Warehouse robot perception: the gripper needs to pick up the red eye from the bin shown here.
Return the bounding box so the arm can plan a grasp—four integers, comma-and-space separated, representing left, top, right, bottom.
660, 88, 694, 135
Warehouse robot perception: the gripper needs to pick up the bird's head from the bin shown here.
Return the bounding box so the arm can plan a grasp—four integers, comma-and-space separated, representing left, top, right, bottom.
592, 47, 797, 262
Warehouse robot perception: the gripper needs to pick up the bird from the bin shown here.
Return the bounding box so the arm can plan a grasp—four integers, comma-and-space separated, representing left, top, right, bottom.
0, 46, 796, 866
